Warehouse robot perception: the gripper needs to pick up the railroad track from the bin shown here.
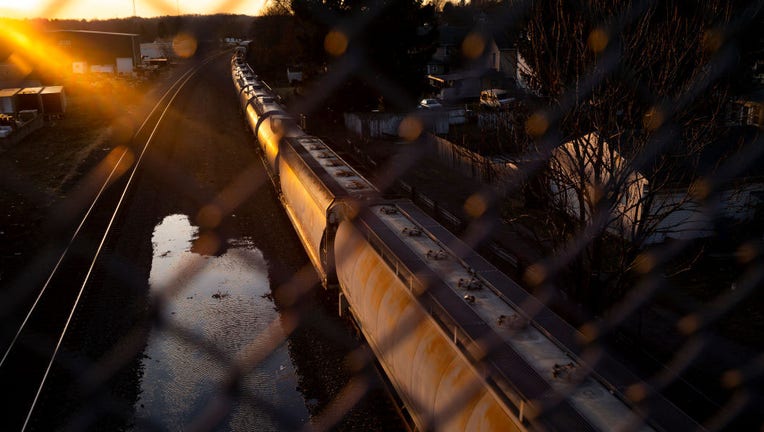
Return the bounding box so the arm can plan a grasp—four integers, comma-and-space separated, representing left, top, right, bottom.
0, 50, 226, 432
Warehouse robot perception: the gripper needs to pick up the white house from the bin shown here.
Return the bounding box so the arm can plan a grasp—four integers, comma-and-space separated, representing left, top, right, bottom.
549, 132, 648, 240
424, 24, 523, 99
549, 131, 763, 245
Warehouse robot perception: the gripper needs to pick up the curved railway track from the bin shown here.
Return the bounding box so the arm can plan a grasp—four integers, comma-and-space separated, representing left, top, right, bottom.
0, 50, 225, 432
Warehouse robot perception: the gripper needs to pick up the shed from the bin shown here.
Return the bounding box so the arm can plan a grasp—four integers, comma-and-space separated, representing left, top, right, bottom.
40, 86, 67, 115
0, 88, 21, 114
17, 87, 43, 112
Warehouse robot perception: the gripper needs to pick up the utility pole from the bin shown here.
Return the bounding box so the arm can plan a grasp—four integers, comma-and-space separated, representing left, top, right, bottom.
132, 0, 136, 17
177, 0, 180, 15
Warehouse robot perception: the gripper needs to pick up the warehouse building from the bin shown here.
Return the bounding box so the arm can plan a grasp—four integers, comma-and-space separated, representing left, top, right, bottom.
47, 30, 140, 76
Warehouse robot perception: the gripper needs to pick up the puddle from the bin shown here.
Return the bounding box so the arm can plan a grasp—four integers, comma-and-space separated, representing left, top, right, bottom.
134, 214, 309, 430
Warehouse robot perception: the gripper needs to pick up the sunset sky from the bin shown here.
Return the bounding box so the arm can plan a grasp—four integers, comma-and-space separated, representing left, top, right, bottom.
0, 0, 266, 20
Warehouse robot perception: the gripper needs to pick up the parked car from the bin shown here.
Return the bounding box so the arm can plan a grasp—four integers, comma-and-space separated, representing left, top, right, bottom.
418, 98, 443, 109
479, 89, 514, 109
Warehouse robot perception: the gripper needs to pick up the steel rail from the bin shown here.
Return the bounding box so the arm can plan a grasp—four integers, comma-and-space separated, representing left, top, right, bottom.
17, 51, 227, 431
0, 63, 201, 369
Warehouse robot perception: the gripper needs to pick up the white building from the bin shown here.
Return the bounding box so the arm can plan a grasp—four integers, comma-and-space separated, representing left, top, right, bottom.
549, 131, 763, 245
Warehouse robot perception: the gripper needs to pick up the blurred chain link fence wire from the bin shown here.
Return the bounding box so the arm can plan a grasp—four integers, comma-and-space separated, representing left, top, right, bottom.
2, 0, 764, 430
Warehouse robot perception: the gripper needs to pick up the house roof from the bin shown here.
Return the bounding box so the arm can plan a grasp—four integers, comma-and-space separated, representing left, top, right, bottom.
428, 70, 484, 81
437, 25, 469, 47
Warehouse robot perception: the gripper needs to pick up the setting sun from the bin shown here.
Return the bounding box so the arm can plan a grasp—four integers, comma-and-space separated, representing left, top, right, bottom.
0, 0, 267, 20
0, 0, 46, 15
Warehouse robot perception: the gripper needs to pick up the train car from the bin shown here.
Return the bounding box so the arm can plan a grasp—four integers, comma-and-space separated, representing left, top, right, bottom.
231, 61, 368, 284
232, 64, 259, 95
255, 111, 304, 179
249, 93, 292, 175
231, 64, 298, 177
231, 61, 243, 82
229, 55, 698, 431
239, 81, 270, 113
237, 81, 267, 115
334, 201, 699, 432
233, 72, 258, 96
278, 135, 377, 286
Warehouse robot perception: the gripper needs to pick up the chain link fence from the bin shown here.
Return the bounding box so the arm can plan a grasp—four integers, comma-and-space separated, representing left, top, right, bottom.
1, 0, 763, 430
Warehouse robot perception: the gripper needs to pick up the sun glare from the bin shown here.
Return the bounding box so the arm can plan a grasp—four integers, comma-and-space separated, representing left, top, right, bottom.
0, 0, 45, 17
1, 0, 267, 20
0, 19, 73, 81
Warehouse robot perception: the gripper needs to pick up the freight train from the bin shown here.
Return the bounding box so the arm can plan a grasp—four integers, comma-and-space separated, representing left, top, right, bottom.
230, 53, 699, 431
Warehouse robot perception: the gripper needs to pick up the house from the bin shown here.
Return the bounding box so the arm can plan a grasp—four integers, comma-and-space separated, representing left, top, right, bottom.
424, 23, 522, 99
548, 131, 764, 245
484, 31, 518, 80
549, 132, 649, 239
426, 26, 469, 75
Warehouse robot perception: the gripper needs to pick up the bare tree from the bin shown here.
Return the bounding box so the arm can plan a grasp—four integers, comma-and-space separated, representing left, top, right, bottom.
262, 0, 294, 16
512, 0, 760, 311
428, 0, 447, 13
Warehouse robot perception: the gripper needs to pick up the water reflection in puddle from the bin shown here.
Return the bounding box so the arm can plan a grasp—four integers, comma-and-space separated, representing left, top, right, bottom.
134, 214, 309, 430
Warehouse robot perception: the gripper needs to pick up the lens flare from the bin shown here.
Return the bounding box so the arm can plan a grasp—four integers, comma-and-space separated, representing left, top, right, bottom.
324, 30, 349, 57
172, 33, 198, 59
0, 0, 45, 16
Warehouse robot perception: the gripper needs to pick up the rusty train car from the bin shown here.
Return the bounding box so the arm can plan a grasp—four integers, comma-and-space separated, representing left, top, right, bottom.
230, 54, 699, 432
